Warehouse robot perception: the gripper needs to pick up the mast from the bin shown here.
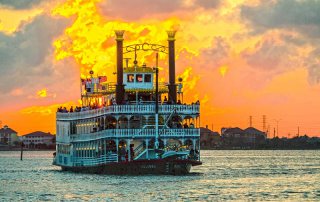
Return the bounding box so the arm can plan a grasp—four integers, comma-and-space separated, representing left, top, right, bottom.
155, 52, 159, 150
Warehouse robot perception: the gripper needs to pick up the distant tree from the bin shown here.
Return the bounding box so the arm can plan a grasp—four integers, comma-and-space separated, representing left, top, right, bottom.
52, 136, 56, 144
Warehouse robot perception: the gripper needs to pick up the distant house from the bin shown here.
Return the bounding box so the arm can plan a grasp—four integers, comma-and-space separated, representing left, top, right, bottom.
22, 131, 56, 149
221, 127, 266, 148
0, 125, 19, 146
200, 126, 221, 149
243, 127, 267, 143
221, 127, 244, 138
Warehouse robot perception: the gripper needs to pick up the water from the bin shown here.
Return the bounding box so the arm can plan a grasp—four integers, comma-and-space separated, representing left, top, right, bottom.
0, 150, 319, 201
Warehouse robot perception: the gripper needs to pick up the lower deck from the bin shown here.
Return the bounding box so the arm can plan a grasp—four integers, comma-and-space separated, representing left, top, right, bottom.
55, 136, 200, 169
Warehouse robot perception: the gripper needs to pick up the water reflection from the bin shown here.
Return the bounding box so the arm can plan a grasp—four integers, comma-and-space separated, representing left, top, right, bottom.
0, 150, 319, 201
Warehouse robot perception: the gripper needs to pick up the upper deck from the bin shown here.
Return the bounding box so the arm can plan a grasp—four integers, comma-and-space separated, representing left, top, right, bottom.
57, 103, 200, 121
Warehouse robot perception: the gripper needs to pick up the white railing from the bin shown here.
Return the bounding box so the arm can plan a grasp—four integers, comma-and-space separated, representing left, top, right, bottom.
72, 153, 118, 166
56, 104, 200, 121
70, 128, 200, 142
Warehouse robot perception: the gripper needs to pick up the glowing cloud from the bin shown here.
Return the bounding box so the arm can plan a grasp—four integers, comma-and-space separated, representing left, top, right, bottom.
36, 88, 47, 98
219, 65, 228, 77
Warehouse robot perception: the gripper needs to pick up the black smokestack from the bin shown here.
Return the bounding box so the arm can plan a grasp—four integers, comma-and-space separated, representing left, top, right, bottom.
115, 30, 125, 104
167, 30, 177, 103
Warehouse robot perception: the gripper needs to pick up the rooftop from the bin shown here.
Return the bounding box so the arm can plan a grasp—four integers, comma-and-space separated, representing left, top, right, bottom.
23, 131, 55, 137
0, 125, 17, 135
244, 127, 265, 135
223, 127, 244, 134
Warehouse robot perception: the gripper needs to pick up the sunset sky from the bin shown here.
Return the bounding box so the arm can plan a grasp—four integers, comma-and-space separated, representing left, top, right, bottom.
0, 0, 320, 137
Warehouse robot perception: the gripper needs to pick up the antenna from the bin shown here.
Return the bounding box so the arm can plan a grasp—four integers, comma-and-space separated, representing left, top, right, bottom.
124, 58, 131, 68
154, 52, 159, 150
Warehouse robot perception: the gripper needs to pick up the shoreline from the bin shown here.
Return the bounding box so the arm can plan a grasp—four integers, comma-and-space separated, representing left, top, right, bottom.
0, 148, 55, 151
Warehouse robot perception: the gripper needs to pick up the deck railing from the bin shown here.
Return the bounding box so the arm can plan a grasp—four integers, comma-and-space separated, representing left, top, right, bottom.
72, 153, 118, 166
69, 128, 200, 142
57, 104, 200, 120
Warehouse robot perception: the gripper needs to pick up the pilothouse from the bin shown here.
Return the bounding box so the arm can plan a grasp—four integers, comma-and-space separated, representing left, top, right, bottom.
53, 30, 202, 175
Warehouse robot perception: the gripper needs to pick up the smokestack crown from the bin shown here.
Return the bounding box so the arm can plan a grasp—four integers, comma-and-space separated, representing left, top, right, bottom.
167, 30, 176, 41
115, 30, 125, 41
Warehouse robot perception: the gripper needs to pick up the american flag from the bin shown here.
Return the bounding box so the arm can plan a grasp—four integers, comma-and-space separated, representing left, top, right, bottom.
81, 79, 86, 85
99, 76, 107, 83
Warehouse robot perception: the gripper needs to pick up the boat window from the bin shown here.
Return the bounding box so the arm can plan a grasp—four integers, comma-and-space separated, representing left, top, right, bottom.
136, 74, 143, 82
127, 74, 134, 82
144, 74, 151, 82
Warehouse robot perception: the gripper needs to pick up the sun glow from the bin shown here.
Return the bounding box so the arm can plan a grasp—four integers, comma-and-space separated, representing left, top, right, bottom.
219, 65, 228, 77
37, 88, 47, 98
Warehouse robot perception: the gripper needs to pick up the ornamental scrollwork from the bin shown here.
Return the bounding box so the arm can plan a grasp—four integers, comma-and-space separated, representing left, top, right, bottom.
123, 43, 168, 54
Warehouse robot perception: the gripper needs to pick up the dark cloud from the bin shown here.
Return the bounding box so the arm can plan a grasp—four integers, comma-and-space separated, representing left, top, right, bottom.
243, 39, 292, 71
241, 0, 320, 84
0, 0, 43, 9
99, 0, 221, 20
176, 36, 230, 75
0, 14, 70, 94
201, 36, 230, 67
306, 48, 320, 84
196, 0, 220, 9
241, 0, 320, 38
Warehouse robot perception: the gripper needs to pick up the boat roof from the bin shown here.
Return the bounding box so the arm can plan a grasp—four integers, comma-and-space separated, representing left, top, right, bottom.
124, 66, 154, 73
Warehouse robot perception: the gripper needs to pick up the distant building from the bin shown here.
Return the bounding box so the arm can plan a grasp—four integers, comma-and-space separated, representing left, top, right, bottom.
22, 131, 55, 149
243, 127, 267, 143
200, 126, 221, 149
221, 127, 266, 148
0, 125, 19, 146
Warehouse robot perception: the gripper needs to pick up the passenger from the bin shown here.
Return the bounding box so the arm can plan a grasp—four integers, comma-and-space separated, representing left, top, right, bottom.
196, 100, 200, 105
120, 147, 126, 161
183, 123, 188, 128
190, 123, 194, 128
177, 123, 182, 128
57, 107, 62, 112
70, 106, 74, 113
164, 96, 168, 102
177, 100, 181, 104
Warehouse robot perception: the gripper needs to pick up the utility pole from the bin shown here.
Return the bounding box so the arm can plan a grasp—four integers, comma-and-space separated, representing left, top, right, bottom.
274, 119, 281, 137
262, 115, 266, 133
249, 116, 252, 127
297, 126, 300, 137
273, 128, 276, 138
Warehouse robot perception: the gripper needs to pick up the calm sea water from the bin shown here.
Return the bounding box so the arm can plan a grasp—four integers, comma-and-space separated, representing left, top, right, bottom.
0, 150, 319, 201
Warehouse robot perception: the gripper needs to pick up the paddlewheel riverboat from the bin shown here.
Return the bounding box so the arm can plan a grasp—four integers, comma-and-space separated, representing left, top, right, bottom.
53, 31, 202, 175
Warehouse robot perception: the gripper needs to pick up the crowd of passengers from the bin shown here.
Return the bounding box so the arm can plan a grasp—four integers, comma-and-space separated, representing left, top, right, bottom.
57, 96, 200, 113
